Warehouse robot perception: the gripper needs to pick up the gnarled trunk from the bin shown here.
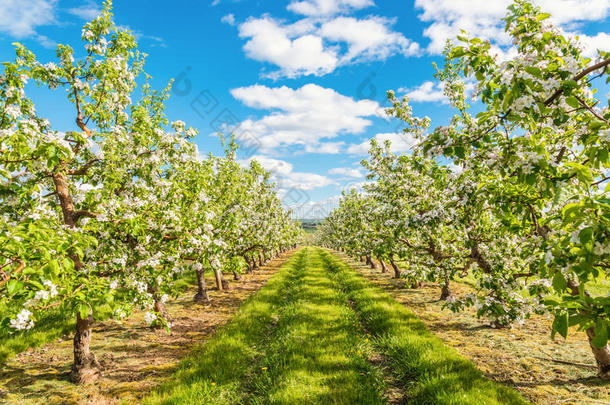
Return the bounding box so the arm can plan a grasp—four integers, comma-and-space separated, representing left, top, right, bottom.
258, 252, 264, 267
70, 312, 100, 384
148, 284, 171, 328
233, 271, 241, 281
252, 253, 259, 270
366, 255, 377, 269
389, 255, 402, 279
193, 268, 209, 302
587, 327, 610, 379
440, 276, 452, 300
378, 257, 388, 273
244, 255, 253, 274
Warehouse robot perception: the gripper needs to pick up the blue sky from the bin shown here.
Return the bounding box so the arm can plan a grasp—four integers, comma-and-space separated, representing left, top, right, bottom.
1, 0, 609, 218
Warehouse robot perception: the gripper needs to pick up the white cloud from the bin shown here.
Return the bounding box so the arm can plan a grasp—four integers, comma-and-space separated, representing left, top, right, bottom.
320, 16, 420, 62
240, 155, 335, 190
400, 81, 447, 104
414, 0, 610, 55
237, 12, 420, 78
328, 167, 364, 178
221, 13, 236, 26
238, 17, 339, 78
67, 0, 101, 20
0, 0, 56, 46
231, 83, 381, 154
399, 79, 478, 104
577, 32, 610, 57
287, 0, 374, 16
304, 141, 345, 154
347, 132, 417, 155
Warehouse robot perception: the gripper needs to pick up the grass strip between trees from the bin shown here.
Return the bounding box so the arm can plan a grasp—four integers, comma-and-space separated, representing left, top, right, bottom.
145, 247, 529, 404
320, 248, 528, 404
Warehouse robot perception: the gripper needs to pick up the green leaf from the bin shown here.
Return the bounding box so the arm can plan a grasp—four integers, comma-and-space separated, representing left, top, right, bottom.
78, 303, 90, 319
553, 312, 569, 339
552, 272, 567, 292
592, 321, 609, 348
579, 227, 594, 244
525, 66, 541, 78
536, 12, 551, 21
565, 96, 579, 109
6, 279, 22, 295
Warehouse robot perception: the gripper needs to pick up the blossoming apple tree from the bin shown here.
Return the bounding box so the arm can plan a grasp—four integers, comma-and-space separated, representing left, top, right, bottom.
0, 1, 301, 384
317, 0, 610, 378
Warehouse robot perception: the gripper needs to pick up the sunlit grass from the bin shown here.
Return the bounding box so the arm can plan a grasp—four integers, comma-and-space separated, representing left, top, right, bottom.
321, 249, 528, 405
145, 247, 527, 404
144, 248, 385, 404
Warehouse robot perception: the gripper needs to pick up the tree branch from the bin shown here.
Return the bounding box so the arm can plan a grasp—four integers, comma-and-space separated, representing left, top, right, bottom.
544, 57, 610, 106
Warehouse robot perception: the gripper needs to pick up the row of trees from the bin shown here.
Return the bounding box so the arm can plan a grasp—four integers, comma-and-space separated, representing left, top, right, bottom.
316, 0, 610, 379
0, 2, 302, 384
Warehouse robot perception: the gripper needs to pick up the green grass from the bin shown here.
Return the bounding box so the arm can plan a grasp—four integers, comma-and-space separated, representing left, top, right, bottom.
144, 247, 528, 405
0, 271, 197, 364
320, 249, 528, 405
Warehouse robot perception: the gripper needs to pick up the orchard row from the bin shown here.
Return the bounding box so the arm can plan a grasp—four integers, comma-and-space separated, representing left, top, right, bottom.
0, 2, 302, 384
316, 1, 610, 379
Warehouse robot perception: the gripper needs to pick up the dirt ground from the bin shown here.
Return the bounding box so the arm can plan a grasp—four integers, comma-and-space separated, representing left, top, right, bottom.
342, 254, 610, 405
0, 253, 292, 405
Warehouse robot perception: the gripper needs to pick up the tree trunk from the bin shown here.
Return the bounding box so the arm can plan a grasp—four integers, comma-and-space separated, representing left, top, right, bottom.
148, 284, 171, 328
70, 312, 100, 384
378, 258, 388, 273
389, 256, 401, 279
233, 271, 241, 281
258, 252, 264, 267
193, 268, 209, 302
587, 327, 610, 379
366, 255, 377, 269
244, 255, 253, 274
252, 253, 259, 270
221, 278, 230, 290
440, 276, 452, 300
214, 267, 224, 291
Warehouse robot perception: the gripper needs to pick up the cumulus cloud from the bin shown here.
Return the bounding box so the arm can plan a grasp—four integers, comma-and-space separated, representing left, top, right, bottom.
238, 17, 339, 78
328, 167, 364, 178
240, 155, 335, 190
414, 0, 610, 56
287, 0, 374, 16
400, 81, 447, 104
320, 16, 420, 62
399, 79, 478, 104
221, 13, 236, 26
347, 132, 417, 155
577, 32, 610, 57
0, 0, 57, 47
236, 6, 420, 78
67, 0, 101, 20
231, 83, 382, 154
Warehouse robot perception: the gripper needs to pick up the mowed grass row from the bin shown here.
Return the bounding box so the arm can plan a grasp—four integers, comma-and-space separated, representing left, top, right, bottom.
145, 247, 528, 404
319, 249, 528, 405
144, 247, 386, 404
